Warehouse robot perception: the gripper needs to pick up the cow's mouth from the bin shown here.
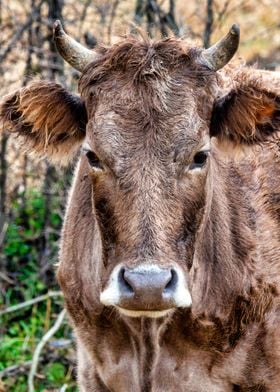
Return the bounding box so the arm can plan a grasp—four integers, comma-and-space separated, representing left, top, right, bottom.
116, 307, 174, 318
100, 264, 192, 317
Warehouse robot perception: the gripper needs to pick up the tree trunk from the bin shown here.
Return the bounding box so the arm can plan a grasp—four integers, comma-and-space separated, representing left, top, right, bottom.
47, 0, 64, 82
0, 134, 8, 230
203, 0, 213, 48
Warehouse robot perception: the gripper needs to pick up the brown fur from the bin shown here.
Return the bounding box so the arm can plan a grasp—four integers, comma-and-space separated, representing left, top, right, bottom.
210, 84, 280, 144
0, 80, 87, 163
1, 34, 280, 391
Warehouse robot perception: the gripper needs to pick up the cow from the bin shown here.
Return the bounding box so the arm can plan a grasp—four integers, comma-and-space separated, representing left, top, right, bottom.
1, 20, 280, 391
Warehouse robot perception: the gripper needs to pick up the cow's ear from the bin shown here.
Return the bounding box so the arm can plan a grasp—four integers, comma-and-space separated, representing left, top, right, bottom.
0, 81, 87, 164
210, 84, 280, 146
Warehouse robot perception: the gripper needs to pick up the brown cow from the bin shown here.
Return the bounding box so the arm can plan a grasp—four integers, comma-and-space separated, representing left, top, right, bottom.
1, 21, 280, 391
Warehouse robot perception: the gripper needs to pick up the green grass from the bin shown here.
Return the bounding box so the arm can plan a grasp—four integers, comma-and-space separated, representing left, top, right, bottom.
0, 188, 78, 391
0, 301, 78, 391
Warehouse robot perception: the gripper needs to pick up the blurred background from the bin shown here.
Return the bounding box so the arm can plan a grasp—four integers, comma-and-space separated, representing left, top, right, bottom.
0, 0, 280, 390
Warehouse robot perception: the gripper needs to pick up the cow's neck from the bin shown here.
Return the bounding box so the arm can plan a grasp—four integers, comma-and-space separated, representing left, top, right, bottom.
191, 155, 274, 334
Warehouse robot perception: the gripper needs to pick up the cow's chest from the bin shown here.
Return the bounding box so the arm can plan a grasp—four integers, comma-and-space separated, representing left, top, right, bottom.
88, 333, 230, 391
78, 316, 276, 392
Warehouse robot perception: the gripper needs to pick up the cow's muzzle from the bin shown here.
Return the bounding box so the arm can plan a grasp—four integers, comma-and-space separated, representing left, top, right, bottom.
100, 264, 192, 318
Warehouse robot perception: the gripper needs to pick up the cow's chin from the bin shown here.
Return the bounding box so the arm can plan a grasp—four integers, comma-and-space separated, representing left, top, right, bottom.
116, 306, 174, 318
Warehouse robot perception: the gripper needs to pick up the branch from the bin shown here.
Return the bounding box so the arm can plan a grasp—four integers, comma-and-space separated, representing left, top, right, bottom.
0, 361, 32, 378
0, 271, 14, 285
166, 0, 180, 36
28, 308, 66, 392
0, 0, 46, 64
0, 221, 8, 248
203, 0, 213, 48
78, 0, 91, 37
107, 0, 120, 44
134, 0, 145, 25
0, 343, 73, 378
0, 291, 63, 316
216, 0, 231, 26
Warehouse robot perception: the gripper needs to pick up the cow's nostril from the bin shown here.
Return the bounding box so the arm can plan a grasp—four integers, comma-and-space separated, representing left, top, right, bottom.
114, 266, 189, 312
164, 269, 178, 295
119, 266, 178, 300
118, 268, 134, 295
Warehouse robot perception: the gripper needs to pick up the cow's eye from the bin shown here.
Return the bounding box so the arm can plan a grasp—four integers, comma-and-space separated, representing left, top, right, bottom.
85, 150, 103, 170
189, 151, 209, 170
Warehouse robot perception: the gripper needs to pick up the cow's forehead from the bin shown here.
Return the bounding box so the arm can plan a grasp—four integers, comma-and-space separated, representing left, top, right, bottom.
83, 72, 214, 163
79, 38, 217, 119
85, 93, 209, 166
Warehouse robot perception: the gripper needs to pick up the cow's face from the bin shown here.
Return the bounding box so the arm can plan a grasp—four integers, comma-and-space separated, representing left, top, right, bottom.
79, 60, 216, 317
2, 23, 280, 319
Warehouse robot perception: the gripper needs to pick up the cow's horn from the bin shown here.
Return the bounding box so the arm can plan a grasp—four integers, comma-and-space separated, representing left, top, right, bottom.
53, 20, 99, 72
200, 24, 240, 71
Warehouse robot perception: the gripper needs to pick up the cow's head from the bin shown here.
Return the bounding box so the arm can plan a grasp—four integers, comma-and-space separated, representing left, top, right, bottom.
1, 22, 280, 319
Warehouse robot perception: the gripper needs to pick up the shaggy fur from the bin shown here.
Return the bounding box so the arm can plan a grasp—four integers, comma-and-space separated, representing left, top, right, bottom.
1, 35, 280, 391
0, 81, 87, 163
210, 83, 280, 144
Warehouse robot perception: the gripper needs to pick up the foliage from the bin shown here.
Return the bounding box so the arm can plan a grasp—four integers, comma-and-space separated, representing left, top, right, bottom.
3, 189, 59, 298
0, 189, 77, 391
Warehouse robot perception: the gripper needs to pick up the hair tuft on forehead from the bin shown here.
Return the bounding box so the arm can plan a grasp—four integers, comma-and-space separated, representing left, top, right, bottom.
78, 34, 212, 93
